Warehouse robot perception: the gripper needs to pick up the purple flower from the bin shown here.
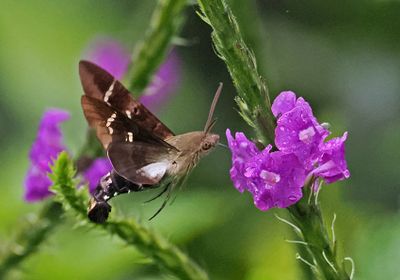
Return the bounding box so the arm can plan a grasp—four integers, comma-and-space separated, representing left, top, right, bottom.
226, 129, 306, 210
25, 109, 70, 202
226, 91, 350, 211
83, 157, 113, 193
245, 151, 306, 210
226, 129, 260, 192
274, 92, 329, 170
312, 132, 350, 184
85, 38, 181, 112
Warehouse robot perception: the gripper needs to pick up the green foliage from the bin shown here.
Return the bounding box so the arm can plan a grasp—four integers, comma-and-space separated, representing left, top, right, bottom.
197, 0, 275, 144
50, 152, 208, 280
50, 152, 88, 217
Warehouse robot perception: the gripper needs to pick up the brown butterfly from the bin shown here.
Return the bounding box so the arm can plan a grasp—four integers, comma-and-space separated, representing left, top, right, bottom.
79, 61, 221, 223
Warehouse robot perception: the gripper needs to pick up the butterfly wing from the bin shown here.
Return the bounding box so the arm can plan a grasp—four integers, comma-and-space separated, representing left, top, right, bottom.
79, 60, 174, 140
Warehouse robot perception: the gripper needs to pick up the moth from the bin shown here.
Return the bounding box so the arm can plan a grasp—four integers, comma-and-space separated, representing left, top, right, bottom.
79, 60, 221, 223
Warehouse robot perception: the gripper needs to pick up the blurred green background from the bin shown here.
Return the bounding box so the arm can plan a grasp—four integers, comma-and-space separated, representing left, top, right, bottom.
1, 0, 400, 279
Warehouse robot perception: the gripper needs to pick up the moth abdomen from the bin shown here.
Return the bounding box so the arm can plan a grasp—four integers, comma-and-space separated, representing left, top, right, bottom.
88, 170, 143, 223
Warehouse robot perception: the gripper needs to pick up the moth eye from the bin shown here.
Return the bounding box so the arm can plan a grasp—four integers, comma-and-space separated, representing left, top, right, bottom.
202, 142, 212, 150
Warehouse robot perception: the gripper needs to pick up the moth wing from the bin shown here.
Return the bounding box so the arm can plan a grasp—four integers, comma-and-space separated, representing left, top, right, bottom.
79, 60, 174, 139
81, 95, 173, 150
108, 141, 176, 185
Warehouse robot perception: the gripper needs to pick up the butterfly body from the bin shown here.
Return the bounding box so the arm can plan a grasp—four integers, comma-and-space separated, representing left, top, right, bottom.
79, 61, 220, 223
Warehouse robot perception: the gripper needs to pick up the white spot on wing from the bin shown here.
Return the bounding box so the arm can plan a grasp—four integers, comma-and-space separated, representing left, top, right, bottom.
106, 113, 117, 127
104, 80, 116, 105
108, 127, 113, 134
127, 132, 133, 142
137, 162, 168, 182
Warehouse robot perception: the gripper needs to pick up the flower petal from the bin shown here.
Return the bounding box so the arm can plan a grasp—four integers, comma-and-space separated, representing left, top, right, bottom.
271, 91, 297, 118
313, 132, 350, 183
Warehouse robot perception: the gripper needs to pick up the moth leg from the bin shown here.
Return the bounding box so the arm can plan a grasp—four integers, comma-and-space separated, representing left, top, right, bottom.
148, 183, 172, 221
143, 183, 170, 203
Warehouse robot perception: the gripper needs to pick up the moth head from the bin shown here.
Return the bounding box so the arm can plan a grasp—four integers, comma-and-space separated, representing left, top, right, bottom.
199, 132, 219, 155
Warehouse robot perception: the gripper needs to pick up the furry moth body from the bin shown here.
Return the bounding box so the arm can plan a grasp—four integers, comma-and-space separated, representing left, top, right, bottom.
79, 61, 221, 223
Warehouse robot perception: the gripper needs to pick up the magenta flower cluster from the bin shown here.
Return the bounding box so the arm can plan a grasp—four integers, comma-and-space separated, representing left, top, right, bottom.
24, 109, 70, 202
227, 91, 350, 211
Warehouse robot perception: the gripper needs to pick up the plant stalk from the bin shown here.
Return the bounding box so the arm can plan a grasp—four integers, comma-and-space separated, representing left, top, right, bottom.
51, 152, 208, 280
125, 0, 187, 95
197, 0, 276, 144
287, 187, 350, 280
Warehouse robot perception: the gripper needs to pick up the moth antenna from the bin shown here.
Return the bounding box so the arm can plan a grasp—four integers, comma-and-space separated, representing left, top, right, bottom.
148, 183, 172, 221
204, 83, 223, 132
143, 183, 170, 204
205, 118, 217, 134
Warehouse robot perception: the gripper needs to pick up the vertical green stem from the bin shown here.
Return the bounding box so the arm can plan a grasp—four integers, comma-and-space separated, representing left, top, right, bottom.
0, 202, 64, 278
288, 187, 350, 280
197, 0, 275, 144
125, 0, 187, 94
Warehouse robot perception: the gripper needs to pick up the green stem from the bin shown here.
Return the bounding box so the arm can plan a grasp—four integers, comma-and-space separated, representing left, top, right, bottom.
287, 187, 350, 280
105, 220, 208, 280
125, 0, 187, 95
0, 202, 64, 278
197, 0, 275, 144
51, 152, 208, 280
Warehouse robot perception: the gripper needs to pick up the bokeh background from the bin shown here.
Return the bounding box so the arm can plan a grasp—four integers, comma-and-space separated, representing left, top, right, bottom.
1, 0, 400, 279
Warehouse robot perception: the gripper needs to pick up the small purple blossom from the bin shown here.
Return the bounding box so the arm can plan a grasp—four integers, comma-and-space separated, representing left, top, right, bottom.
226, 129, 260, 192
226, 91, 350, 211
244, 150, 306, 211
227, 129, 306, 210
312, 132, 350, 184
271, 91, 297, 118
85, 37, 181, 112
83, 158, 113, 193
274, 92, 329, 169
25, 109, 70, 202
